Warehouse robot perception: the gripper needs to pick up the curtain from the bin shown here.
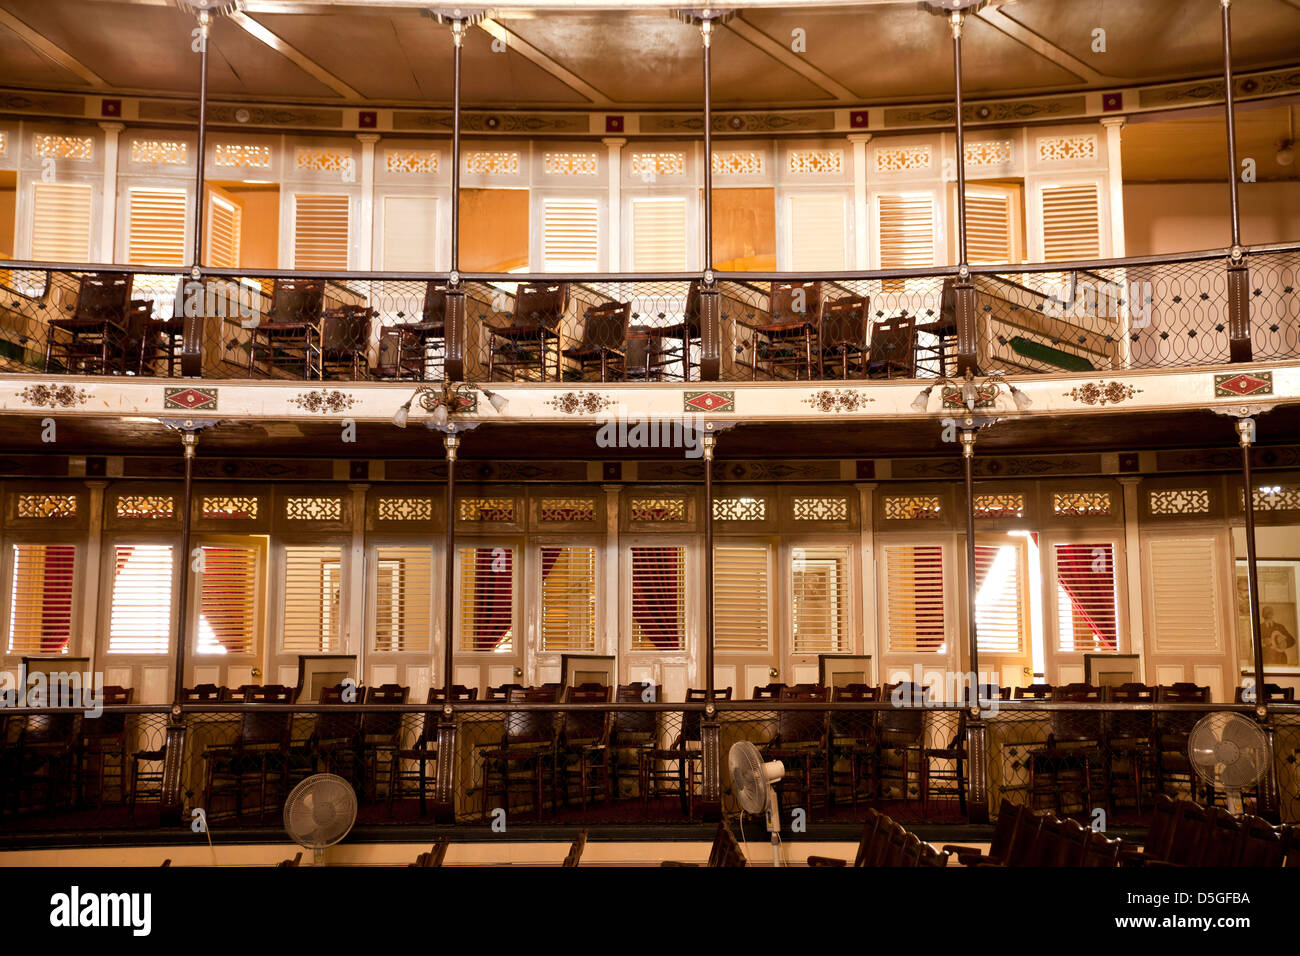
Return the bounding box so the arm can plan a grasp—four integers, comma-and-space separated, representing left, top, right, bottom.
632, 547, 681, 648
472, 547, 513, 651
1056, 543, 1116, 649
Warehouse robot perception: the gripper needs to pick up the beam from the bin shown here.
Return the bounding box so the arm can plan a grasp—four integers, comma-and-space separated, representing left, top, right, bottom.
475, 18, 612, 105
0, 7, 108, 88
229, 11, 364, 99
975, 6, 1113, 86
724, 14, 857, 102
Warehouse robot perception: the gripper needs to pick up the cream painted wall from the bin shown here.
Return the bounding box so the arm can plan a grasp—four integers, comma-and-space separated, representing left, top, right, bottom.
1123, 182, 1300, 256
1231, 524, 1300, 697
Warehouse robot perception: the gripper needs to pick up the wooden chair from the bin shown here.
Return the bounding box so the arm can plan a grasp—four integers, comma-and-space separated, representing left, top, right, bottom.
485, 683, 523, 702
351, 684, 408, 800
307, 684, 364, 776
1154, 683, 1211, 802
864, 315, 916, 379
277, 852, 303, 867
738, 281, 823, 380
202, 700, 293, 820
941, 799, 1024, 865
875, 682, 929, 803
1014, 683, 1055, 700
610, 683, 660, 800
827, 684, 878, 806
1102, 682, 1156, 814
562, 829, 588, 867
10, 710, 83, 814
557, 685, 613, 810
561, 301, 630, 381
377, 280, 450, 380
389, 686, 477, 815
919, 707, 967, 818
487, 282, 569, 381
1029, 683, 1104, 815
655, 279, 702, 381
808, 806, 886, 867
762, 686, 830, 814
482, 688, 559, 819
181, 684, 229, 703
410, 841, 450, 867
45, 272, 149, 374
751, 682, 785, 700
1235, 683, 1296, 703
80, 685, 132, 808
318, 305, 374, 380
639, 687, 731, 820
247, 278, 326, 379
820, 295, 870, 379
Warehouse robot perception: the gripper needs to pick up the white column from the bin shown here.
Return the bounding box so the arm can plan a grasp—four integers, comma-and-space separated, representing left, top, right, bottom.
602, 484, 623, 673
348, 483, 369, 671
856, 481, 878, 683
356, 133, 379, 270
98, 122, 124, 263
82, 481, 107, 665
603, 137, 625, 272
1100, 117, 1126, 258
848, 133, 872, 270
1118, 477, 1146, 681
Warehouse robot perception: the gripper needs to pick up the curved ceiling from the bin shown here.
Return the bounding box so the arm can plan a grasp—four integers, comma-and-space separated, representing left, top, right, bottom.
0, 0, 1297, 109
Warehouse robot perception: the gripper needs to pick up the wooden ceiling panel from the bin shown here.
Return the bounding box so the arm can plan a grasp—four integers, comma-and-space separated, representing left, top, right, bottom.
0, 21, 93, 90
1121, 104, 1298, 182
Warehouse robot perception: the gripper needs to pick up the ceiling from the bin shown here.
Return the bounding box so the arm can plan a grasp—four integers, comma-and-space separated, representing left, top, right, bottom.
0, 0, 1298, 110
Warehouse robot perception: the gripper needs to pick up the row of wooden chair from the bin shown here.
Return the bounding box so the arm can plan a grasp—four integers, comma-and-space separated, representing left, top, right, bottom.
409, 841, 450, 867
942, 800, 1123, 867
660, 819, 748, 867
807, 807, 950, 867
1118, 795, 1299, 867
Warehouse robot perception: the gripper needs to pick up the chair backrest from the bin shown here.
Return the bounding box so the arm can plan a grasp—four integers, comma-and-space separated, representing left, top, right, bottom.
683, 687, 731, 743
1003, 806, 1046, 867
706, 820, 747, 868
1237, 815, 1286, 867
562, 830, 588, 868
1142, 794, 1180, 861
320, 305, 372, 351
751, 682, 785, 700
486, 683, 523, 701
313, 684, 363, 740
74, 273, 132, 321
978, 683, 1011, 702
1235, 682, 1296, 703
1014, 683, 1054, 700
182, 684, 226, 703
83, 686, 132, 739
683, 279, 702, 332
512, 282, 569, 331
1048, 682, 1103, 742
987, 799, 1021, 861
579, 300, 630, 352
1167, 800, 1212, 865
612, 683, 659, 741
427, 685, 478, 702
237, 704, 291, 749
821, 296, 869, 348
422, 281, 450, 325
1103, 682, 1155, 739
242, 684, 294, 703
1156, 683, 1210, 737
1202, 806, 1244, 866
562, 684, 611, 743
851, 808, 886, 867
768, 281, 822, 327
830, 684, 878, 741
269, 278, 325, 322
775, 686, 829, 744
867, 316, 916, 373
360, 683, 408, 740
878, 682, 928, 738
504, 687, 558, 745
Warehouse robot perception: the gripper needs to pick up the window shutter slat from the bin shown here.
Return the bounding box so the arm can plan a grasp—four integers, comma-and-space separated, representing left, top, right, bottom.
30, 182, 92, 262
714, 546, 768, 651
877, 193, 935, 270
885, 544, 945, 653
966, 191, 1013, 265
1054, 542, 1119, 653
543, 197, 599, 271
631, 198, 687, 272
127, 187, 188, 266
1041, 183, 1101, 262
631, 545, 685, 651
206, 193, 241, 269
197, 545, 257, 656
108, 544, 174, 655
7, 544, 76, 654
382, 196, 438, 271
540, 546, 597, 652
789, 195, 846, 271
293, 194, 350, 270
282, 546, 342, 653
792, 546, 850, 653
975, 544, 1024, 655
458, 546, 514, 652
375, 545, 433, 653
1148, 538, 1219, 655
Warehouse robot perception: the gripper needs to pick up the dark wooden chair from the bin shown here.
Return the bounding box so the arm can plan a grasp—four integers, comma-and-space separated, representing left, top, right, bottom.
319, 304, 374, 380
827, 684, 878, 806
1014, 683, 1055, 700
1028, 682, 1103, 815
562, 829, 588, 867
610, 682, 660, 800
639, 687, 731, 820
654, 279, 702, 381
557, 684, 613, 810
875, 681, 929, 803
941, 798, 1024, 865
377, 280, 450, 380
485, 683, 523, 702
751, 682, 785, 700
10, 710, 83, 815
487, 282, 569, 381
307, 684, 364, 776
1153, 683, 1211, 802
389, 685, 477, 814
820, 295, 870, 379
762, 685, 830, 813
738, 281, 823, 380
80, 685, 132, 808
1235, 683, 1296, 703
45, 272, 149, 374
409, 840, 450, 867
864, 315, 916, 379
482, 687, 559, 819
247, 278, 326, 379
348, 684, 408, 800
1102, 682, 1156, 814
277, 852, 302, 867
201, 697, 293, 820
561, 301, 630, 381
919, 707, 966, 818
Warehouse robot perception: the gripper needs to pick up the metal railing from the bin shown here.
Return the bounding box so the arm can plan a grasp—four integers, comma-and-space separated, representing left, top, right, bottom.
2, 241, 1296, 386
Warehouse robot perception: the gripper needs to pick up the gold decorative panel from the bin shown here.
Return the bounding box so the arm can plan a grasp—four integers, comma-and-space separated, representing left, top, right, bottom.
883, 495, 943, 520
0, 131, 6, 156
874, 144, 930, 172
130, 140, 188, 165
1037, 135, 1098, 162
543, 152, 598, 176
630, 152, 685, 177
295, 147, 353, 172
16, 494, 77, 519
201, 496, 259, 519
792, 497, 849, 521
284, 496, 344, 521
384, 149, 438, 174
711, 151, 763, 175
1148, 488, 1210, 515
33, 134, 92, 160
459, 497, 516, 522
713, 497, 767, 521
974, 493, 1026, 518
213, 144, 271, 168
964, 140, 1013, 166
539, 498, 597, 522
464, 151, 520, 175
788, 149, 843, 174
115, 495, 176, 519
1053, 492, 1112, 517
376, 497, 434, 521
630, 497, 687, 522
1242, 485, 1300, 512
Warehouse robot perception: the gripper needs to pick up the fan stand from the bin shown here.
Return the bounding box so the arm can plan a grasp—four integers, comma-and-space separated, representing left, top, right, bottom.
765, 786, 783, 867
313, 845, 326, 866
1224, 789, 1244, 816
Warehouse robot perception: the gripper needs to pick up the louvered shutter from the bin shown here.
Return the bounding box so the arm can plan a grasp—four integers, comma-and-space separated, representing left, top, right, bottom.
877, 192, 935, 270
196, 545, 258, 655
631, 198, 687, 271
1148, 537, 1219, 655
975, 543, 1025, 655
127, 187, 188, 266
30, 182, 92, 262
1040, 183, 1101, 261
792, 546, 850, 653
1054, 542, 1120, 653
382, 196, 438, 271
540, 545, 597, 652
374, 545, 433, 653
966, 189, 1014, 265
108, 544, 174, 654
884, 544, 946, 653
789, 194, 847, 271
458, 546, 514, 652
630, 545, 685, 651
282, 545, 343, 653
7, 544, 76, 654
714, 546, 769, 651
205, 192, 241, 269
542, 197, 599, 271
293, 193, 350, 269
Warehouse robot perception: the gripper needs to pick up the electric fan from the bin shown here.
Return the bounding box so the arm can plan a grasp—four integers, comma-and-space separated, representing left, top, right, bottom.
1187, 712, 1268, 815
728, 740, 785, 866
283, 773, 357, 866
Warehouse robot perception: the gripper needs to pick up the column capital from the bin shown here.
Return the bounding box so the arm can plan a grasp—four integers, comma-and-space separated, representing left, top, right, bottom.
1099, 115, 1127, 130
355, 133, 381, 145
601, 483, 624, 495
601, 137, 627, 149
98, 121, 125, 134
847, 132, 873, 145
1116, 475, 1143, 488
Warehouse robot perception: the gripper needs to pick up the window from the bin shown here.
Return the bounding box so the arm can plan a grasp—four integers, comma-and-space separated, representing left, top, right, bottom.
374, 545, 433, 653
792, 546, 850, 653
877, 192, 935, 292
8, 544, 76, 654
1147, 537, 1219, 655
883, 544, 945, 653
1040, 182, 1101, 261
30, 182, 92, 262
1054, 542, 1119, 653
205, 192, 241, 269
631, 546, 685, 651
540, 546, 597, 653
631, 197, 687, 272
788, 194, 847, 271
127, 187, 188, 266
714, 546, 769, 652
965, 185, 1021, 265
975, 543, 1026, 655
292, 193, 350, 269
196, 545, 258, 656
542, 197, 599, 271
458, 547, 514, 652
108, 544, 174, 654
382, 195, 438, 271
282, 546, 343, 653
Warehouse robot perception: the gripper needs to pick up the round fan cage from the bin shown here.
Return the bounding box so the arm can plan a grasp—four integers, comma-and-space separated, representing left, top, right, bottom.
284, 773, 358, 850
728, 740, 769, 814
1187, 712, 1267, 791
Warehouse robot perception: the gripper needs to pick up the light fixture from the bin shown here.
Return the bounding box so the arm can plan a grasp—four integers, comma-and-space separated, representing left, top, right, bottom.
1009, 384, 1033, 411
910, 370, 1031, 414
911, 385, 935, 412
391, 382, 507, 430
1278, 139, 1295, 168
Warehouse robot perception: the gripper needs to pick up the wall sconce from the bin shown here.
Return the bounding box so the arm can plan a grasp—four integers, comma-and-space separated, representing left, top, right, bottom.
392, 382, 508, 429
910, 369, 1032, 413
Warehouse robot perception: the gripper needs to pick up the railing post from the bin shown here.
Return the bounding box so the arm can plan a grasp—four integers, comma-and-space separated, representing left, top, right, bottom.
159, 710, 188, 826
946, 6, 980, 377
432, 707, 458, 823
964, 709, 989, 824
442, 433, 459, 699
961, 427, 980, 704
1220, 0, 1253, 362
444, 15, 467, 381
699, 426, 722, 820
697, 13, 721, 382
190, 9, 210, 272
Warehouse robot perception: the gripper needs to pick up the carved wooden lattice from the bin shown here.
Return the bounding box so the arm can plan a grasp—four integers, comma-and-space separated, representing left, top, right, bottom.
1053, 491, 1112, 517
376, 497, 434, 521
538, 498, 597, 522
459, 497, 516, 522
1148, 488, 1211, 515
974, 493, 1026, 518
630, 498, 686, 522
883, 495, 943, 520
16, 494, 77, 519
201, 496, 259, 520
284, 497, 344, 521
792, 497, 849, 521
713, 497, 767, 521
115, 495, 176, 519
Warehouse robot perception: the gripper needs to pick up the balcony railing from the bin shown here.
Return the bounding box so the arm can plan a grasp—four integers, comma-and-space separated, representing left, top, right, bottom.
1, 699, 1297, 838
2, 242, 1297, 386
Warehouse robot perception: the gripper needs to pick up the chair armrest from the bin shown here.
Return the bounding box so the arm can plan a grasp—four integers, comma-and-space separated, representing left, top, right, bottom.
806, 856, 848, 867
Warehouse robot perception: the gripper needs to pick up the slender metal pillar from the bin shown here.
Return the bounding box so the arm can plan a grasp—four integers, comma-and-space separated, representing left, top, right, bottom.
949, 11, 978, 376
443, 18, 468, 380
961, 428, 980, 700
442, 433, 459, 697
190, 10, 210, 270
699, 428, 722, 821
950, 11, 968, 271
700, 18, 714, 274
1220, 0, 1253, 362
703, 432, 716, 696
1221, 0, 1243, 252
171, 429, 199, 705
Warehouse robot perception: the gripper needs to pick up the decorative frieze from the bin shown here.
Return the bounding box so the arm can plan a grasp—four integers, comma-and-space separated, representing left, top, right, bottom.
630, 497, 686, 522
711, 151, 763, 175
16, 494, 77, 519
792, 497, 849, 521
883, 495, 942, 520
714, 497, 766, 521
285, 496, 344, 521
543, 152, 598, 176
201, 496, 259, 519
630, 151, 685, 178
1148, 488, 1211, 515
295, 147, 353, 172
213, 144, 272, 168
788, 149, 843, 174
116, 495, 175, 519
384, 149, 438, 174
464, 151, 520, 175
376, 497, 433, 521
33, 134, 93, 160
1037, 135, 1098, 162
130, 139, 188, 165
1053, 491, 1112, 517
459, 497, 516, 522
874, 144, 930, 172
539, 497, 597, 522
965, 140, 1013, 166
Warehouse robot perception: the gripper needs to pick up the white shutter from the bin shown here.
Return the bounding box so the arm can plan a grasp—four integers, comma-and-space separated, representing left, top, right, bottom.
382, 196, 437, 271
205, 192, 241, 269
966, 189, 1014, 265
792, 546, 850, 653
30, 182, 92, 262
127, 187, 188, 266
1054, 542, 1120, 653
543, 197, 599, 271
196, 544, 258, 656
975, 543, 1025, 655
374, 545, 433, 653
630, 545, 685, 651
293, 193, 350, 269
458, 546, 515, 653
789, 194, 847, 271
540, 545, 597, 652
884, 544, 946, 654
714, 545, 769, 652
108, 544, 174, 655
282, 545, 343, 653
7, 544, 76, 655
877, 192, 935, 270
1040, 182, 1101, 262
631, 197, 687, 271
1148, 537, 1220, 655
